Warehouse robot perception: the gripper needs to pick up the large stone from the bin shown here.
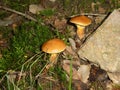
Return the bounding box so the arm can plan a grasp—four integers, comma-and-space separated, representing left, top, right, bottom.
78, 9, 120, 73
107, 72, 120, 84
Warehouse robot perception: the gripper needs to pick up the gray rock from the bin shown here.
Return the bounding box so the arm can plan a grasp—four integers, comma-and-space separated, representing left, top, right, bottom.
78, 9, 120, 73
107, 72, 120, 84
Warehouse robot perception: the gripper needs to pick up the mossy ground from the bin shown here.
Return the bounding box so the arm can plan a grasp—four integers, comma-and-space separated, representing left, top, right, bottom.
0, 0, 120, 90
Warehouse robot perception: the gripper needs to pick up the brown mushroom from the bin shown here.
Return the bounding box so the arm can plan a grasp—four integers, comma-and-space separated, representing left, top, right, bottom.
70, 15, 91, 39
42, 38, 66, 67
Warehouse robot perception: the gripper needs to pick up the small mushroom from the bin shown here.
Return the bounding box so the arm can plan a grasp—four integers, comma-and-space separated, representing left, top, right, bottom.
70, 15, 91, 39
42, 38, 66, 68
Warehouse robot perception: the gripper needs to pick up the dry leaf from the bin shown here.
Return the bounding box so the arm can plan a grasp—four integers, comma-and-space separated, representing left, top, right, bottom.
53, 18, 67, 32
68, 38, 77, 50
0, 53, 2, 58
73, 80, 88, 90
62, 60, 91, 84
95, 15, 106, 24
62, 60, 81, 80
77, 65, 91, 83
49, 0, 56, 2
63, 46, 80, 61
0, 33, 3, 39
12, 23, 18, 30
91, 2, 96, 12
98, 6, 106, 14
29, 4, 44, 14
0, 39, 8, 47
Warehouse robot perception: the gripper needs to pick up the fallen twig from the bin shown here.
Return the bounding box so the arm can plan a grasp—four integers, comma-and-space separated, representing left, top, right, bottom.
0, 5, 37, 22
80, 13, 107, 16
70, 13, 107, 18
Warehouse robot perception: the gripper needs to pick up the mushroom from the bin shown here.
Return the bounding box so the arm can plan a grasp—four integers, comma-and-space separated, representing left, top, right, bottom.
70, 15, 91, 39
42, 38, 66, 68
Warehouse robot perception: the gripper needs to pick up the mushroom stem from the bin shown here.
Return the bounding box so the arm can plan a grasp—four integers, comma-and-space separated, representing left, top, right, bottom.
50, 53, 58, 64
45, 53, 58, 69
76, 25, 85, 39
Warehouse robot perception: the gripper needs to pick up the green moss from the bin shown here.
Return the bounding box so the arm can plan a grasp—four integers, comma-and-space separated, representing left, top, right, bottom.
0, 20, 53, 71
39, 9, 55, 16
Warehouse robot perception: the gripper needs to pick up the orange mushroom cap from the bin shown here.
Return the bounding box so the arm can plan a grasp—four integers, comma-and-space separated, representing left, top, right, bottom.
42, 38, 66, 54
70, 15, 91, 26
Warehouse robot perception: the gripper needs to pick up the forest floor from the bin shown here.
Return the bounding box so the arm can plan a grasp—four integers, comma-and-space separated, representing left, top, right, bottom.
0, 0, 120, 90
